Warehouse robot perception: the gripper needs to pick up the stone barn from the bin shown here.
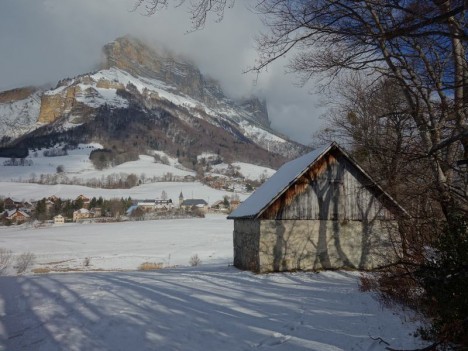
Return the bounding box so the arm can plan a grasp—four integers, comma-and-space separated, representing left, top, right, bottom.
228, 142, 406, 273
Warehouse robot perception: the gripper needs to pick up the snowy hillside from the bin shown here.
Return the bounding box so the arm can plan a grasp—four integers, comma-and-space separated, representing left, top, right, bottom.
48, 67, 297, 155
0, 143, 278, 202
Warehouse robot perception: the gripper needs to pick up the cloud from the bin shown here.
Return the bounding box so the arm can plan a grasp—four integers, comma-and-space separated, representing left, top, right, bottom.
0, 0, 326, 144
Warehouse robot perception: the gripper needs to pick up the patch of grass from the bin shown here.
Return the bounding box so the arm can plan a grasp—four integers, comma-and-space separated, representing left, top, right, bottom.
138, 262, 164, 271
0, 248, 12, 275
32, 267, 51, 274
41, 259, 73, 265
15, 252, 36, 275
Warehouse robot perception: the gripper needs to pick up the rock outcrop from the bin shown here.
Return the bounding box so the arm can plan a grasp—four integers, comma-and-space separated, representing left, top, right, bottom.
0, 87, 37, 104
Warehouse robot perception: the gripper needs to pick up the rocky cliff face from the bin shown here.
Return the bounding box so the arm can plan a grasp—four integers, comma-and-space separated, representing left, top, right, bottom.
102, 36, 270, 126
0, 87, 37, 104
38, 86, 79, 123
103, 36, 208, 104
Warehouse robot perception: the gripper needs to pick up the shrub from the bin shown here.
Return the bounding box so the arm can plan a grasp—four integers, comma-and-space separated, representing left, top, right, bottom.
15, 252, 35, 274
415, 212, 468, 346
189, 254, 201, 267
0, 248, 12, 275
138, 262, 164, 271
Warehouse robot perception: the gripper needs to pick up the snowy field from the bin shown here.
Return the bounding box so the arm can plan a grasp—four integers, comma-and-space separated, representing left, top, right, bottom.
0, 143, 276, 184
0, 216, 427, 350
0, 215, 233, 273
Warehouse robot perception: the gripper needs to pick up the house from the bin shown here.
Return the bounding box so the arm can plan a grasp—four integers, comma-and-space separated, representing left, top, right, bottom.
180, 199, 209, 213
3, 197, 24, 210
126, 205, 139, 216
90, 207, 102, 217
154, 199, 173, 211
228, 142, 407, 273
3, 209, 30, 224
136, 199, 173, 212
211, 200, 228, 212
75, 195, 90, 208
73, 208, 91, 222
230, 199, 241, 211
136, 200, 156, 211
54, 214, 65, 224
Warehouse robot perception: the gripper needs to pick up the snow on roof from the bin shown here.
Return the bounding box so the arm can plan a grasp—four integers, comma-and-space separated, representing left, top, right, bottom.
5, 209, 30, 218
228, 143, 334, 219
182, 199, 208, 206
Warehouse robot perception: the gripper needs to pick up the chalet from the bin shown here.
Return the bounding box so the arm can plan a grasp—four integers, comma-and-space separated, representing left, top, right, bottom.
211, 200, 228, 212
230, 199, 241, 211
180, 199, 209, 213
3, 197, 24, 210
136, 199, 173, 212
155, 199, 173, 210
54, 214, 65, 224
90, 207, 102, 217
228, 142, 406, 273
3, 209, 30, 224
48, 195, 60, 203
75, 195, 90, 208
73, 208, 91, 222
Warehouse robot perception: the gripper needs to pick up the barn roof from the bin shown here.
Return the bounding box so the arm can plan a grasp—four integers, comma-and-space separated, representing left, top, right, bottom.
228, 142, 407, 219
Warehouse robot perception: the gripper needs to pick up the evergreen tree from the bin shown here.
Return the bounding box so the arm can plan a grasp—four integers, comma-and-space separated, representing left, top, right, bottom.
35, 198, 47, 221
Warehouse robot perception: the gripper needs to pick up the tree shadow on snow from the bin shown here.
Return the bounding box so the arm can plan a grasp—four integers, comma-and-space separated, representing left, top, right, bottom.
0, 266, 419, 350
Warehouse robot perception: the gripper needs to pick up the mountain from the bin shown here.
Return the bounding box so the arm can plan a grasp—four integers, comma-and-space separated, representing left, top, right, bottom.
0, 36, 306, 168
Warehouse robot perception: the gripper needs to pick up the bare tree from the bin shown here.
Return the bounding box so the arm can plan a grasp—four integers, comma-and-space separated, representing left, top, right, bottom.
134, 0, 467, 216
133, 1, 468, 345
133, 0, 232, 29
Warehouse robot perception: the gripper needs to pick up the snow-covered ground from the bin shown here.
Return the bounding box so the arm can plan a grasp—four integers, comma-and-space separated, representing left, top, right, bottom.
0, 144, 194, 182
0, 215, 233, 273
0, 143, 275, 201
0, 215, 427, 350
232, 162, 276, 181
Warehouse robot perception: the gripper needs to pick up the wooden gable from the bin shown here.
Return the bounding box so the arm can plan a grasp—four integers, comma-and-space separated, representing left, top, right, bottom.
229, 142, 406, 220
260, 149, 399, 220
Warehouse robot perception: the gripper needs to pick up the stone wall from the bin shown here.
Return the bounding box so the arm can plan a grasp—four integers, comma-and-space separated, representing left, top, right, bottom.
256, 219, 399, 273
233, 220, 261, 271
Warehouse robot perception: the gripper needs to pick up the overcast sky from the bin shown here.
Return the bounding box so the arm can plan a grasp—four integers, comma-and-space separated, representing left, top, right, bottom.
0, 0, 327, 145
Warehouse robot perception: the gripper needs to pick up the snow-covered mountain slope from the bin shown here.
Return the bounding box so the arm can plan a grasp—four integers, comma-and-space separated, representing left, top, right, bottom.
0, 144, 276, 201
0, 36, 306, 167
37, 64, 303, 159
0, 89, 43, 139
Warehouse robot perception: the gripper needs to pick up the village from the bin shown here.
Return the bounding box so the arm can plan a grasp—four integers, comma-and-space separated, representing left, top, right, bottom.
0, 1, 466, 349
0, 191, 241, 225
